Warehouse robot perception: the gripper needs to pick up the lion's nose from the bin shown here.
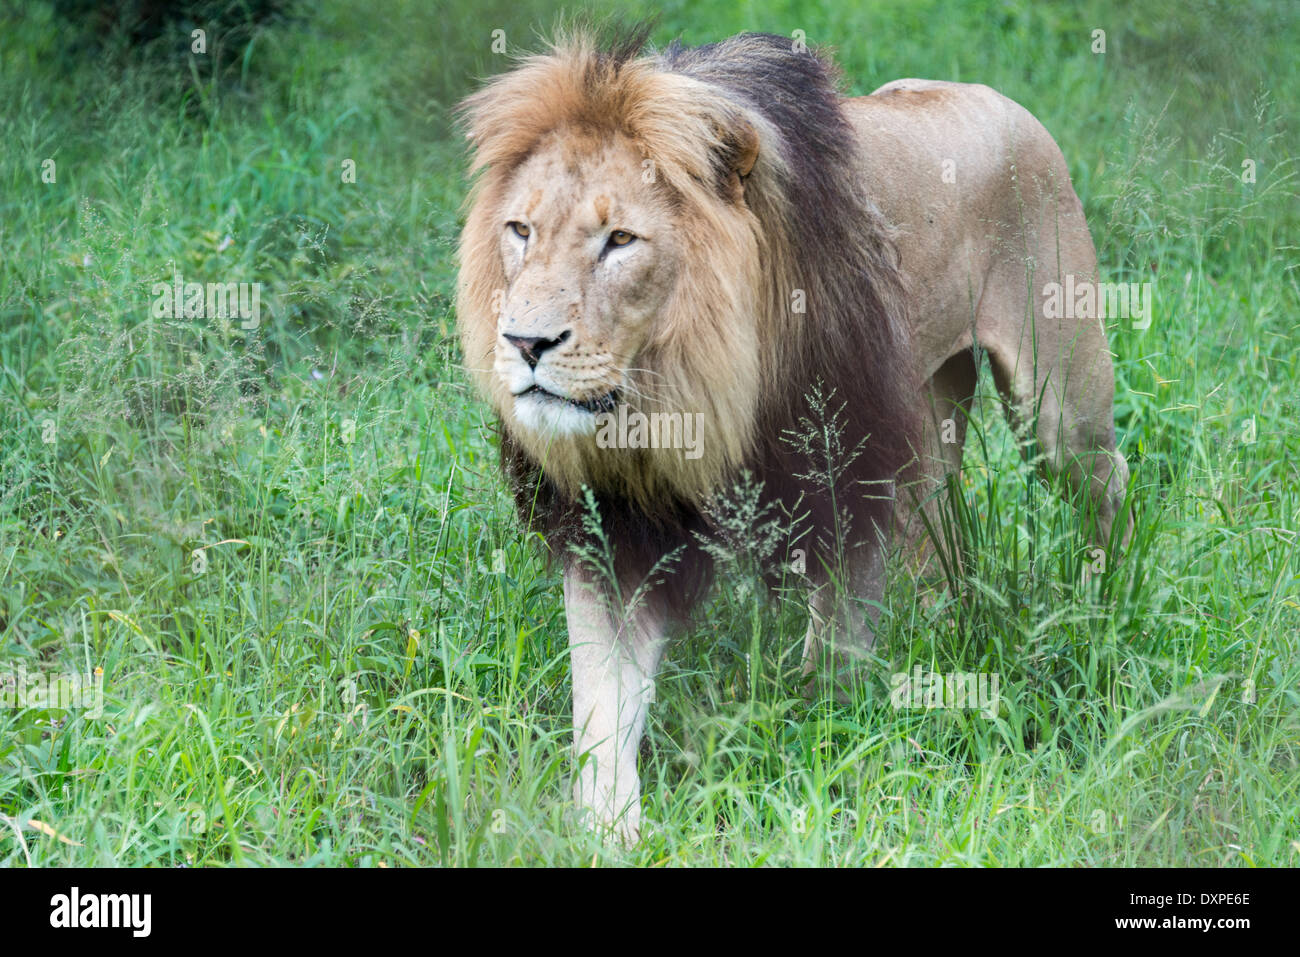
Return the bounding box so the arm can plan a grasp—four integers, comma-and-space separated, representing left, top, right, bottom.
504, 330, 570, 369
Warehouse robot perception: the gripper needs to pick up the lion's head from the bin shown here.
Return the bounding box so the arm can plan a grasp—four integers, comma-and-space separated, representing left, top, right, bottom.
457, 29, 919, 600
457, 29, 774, 509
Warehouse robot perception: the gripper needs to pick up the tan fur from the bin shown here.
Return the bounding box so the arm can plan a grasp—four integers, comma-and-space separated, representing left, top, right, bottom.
850, 79, 1131, 554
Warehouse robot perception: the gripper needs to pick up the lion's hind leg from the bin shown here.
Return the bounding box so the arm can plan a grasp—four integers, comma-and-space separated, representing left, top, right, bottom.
978, 256, 1133, 553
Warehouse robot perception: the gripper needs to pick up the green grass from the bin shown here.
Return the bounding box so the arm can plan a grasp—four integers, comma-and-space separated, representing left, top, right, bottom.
1, 0, 1297, 865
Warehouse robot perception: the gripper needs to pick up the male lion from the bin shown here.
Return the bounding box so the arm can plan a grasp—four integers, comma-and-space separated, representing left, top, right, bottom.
456, 29, 1131, 842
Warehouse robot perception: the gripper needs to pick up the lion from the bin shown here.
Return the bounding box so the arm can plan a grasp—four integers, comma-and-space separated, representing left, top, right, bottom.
456, 28, 1131, 842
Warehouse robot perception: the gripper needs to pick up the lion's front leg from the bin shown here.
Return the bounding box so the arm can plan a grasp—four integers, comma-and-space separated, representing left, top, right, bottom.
564, 561, 666, 844
801, 542, 885, 701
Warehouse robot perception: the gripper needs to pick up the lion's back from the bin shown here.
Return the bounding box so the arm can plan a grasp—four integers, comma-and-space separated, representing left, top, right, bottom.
841, 78, 1095, 371
846, 78, 1074, 228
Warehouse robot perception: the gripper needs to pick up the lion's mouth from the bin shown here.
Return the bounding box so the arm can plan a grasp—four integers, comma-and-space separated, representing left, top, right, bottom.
516, 385, 618, 415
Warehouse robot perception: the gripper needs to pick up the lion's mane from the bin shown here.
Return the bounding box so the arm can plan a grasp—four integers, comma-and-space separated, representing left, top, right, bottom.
457, 28, 920, 613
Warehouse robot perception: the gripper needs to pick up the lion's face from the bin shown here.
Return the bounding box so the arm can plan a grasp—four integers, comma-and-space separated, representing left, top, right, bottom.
492, 131, 684, 439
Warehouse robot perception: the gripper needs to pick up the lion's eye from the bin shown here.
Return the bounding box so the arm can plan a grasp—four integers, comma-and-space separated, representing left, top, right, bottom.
508, 221, 531, 239
607, 229, 636, 248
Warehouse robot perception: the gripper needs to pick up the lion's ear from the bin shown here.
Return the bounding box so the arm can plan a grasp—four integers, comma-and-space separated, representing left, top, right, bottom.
719, 118, 759, 203
730, 118, 759, 177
